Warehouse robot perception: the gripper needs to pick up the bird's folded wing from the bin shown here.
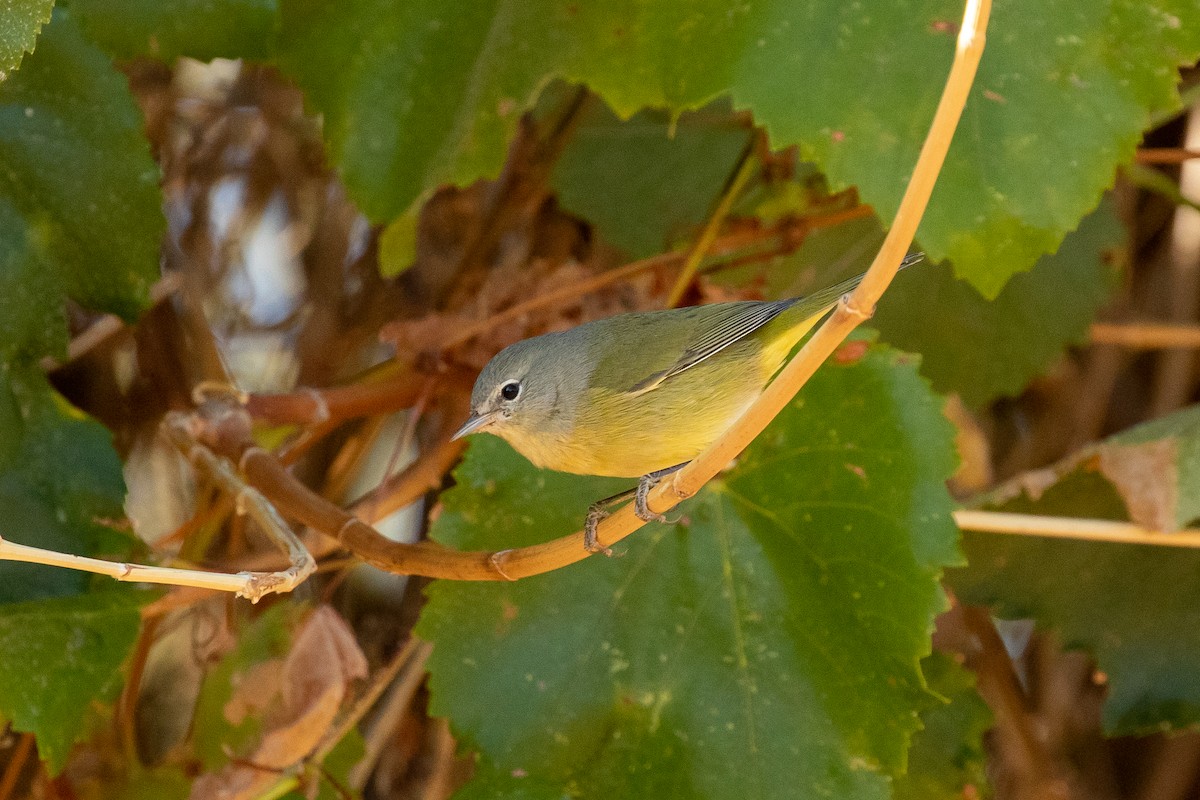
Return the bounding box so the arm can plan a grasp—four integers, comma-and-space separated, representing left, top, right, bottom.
625, 299, 796, 395
622, 253, 922, 396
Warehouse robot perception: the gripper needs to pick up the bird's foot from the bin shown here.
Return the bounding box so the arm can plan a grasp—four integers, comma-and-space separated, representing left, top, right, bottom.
584, 503, 614, 556
634, 474, 669, 524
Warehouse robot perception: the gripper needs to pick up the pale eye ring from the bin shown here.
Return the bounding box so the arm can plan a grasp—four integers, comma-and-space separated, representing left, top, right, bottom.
500, 381, 521, 401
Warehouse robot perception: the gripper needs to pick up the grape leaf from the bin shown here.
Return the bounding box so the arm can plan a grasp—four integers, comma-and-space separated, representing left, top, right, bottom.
72, 0, 278, 62
950, 405, 1200, 733
276, 0, 1200, 295
873, 196, 1123, 407
550, 95, 751, 259
0, 590, 149, 773
0, 0, 54, 74
0, 370, 134, 602
717, 196, 1121, 409
0, 8, 162, 360
893, 653, 992, 800
418, 346, 959, 799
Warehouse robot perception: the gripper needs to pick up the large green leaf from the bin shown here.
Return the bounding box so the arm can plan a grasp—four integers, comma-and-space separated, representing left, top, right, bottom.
0, 7, 161, 360
715, 195, 1121, 409
950, 405, 1200, 734
0, 0, 54, 74
550, 95, 751, 259
276, 0, 1200, 295
0, 590, 149, 773
418, 346, 959, 799
72, 0, 278, 62
0, 370, 133, 602
0, 8, 157, 599
873, 196, 1123, 407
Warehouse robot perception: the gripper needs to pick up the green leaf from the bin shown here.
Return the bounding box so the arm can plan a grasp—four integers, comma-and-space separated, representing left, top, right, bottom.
0, 7, 162, 362
717, 194, 1121, 408
550, 96, 751, 259
873, 196, 1124, 407
0, 369, 134, 602
0, 0, 54, 74
72, 0, 278, 62
0, 590, 149, 773
110, 767, 192, 800
950, 405, 1200, 733
893, 653, 992, 800
277, 0, 1199, 294
418, 346, 959, 799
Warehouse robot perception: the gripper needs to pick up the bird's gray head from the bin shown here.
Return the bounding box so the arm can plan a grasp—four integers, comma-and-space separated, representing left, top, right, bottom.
452, 334, 574, 443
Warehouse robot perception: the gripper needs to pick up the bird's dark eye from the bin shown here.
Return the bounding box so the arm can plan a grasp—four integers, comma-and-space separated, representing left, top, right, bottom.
500, 381, 521, 401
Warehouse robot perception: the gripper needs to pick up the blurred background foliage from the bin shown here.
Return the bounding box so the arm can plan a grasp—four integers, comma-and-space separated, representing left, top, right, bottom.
1, 1, 1200, 798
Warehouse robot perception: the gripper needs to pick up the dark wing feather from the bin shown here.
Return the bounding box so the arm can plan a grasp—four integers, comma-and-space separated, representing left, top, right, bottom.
625, 298, 796, 394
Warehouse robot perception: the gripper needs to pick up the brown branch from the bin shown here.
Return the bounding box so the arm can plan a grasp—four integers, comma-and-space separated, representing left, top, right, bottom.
117, 614, 160, 764
0, 2, 988, 591
959, 605, 1067, 799
244, 361, 422, 425
1136, 147, 1200, 164
0, 733, 34, 800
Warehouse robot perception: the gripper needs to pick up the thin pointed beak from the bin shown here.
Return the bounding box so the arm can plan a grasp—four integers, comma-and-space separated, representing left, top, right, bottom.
451, 411, 497, 441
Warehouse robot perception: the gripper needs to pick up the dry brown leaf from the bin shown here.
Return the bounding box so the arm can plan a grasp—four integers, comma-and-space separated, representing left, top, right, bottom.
1096, 439, 1180, 531
224, 659, 284, 726
189, 606, 368, 800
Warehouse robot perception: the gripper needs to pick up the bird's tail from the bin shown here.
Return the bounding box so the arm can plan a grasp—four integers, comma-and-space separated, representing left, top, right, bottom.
788, 251, 924, 317
761, 252, 925, 369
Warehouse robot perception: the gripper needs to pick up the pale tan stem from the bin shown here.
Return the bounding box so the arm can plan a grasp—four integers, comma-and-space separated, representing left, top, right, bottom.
0, 536, 254, 593
955, 509, 1200, 549
1090, 321, 1200, 349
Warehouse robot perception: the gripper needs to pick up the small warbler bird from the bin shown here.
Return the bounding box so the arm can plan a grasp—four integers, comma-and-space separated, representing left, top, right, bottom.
453, 254, 921, 551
